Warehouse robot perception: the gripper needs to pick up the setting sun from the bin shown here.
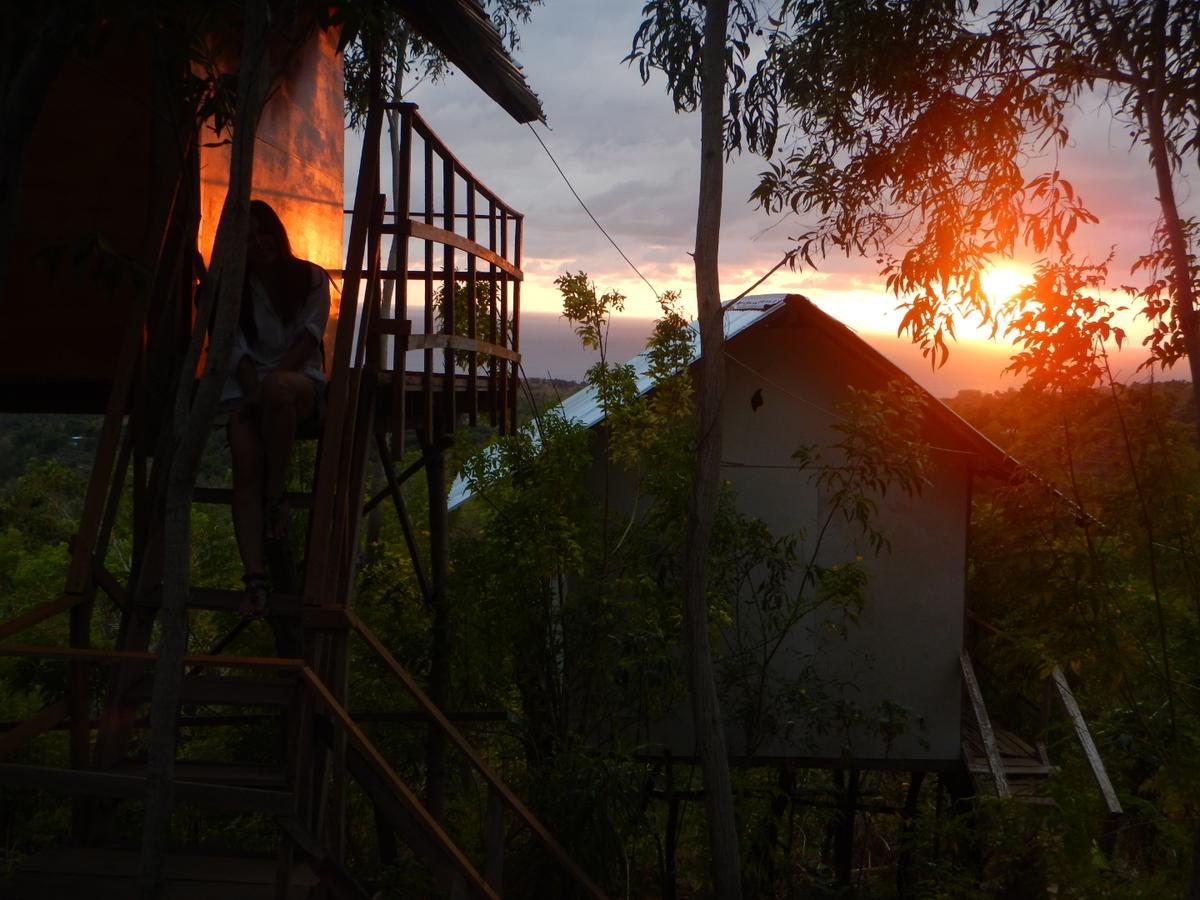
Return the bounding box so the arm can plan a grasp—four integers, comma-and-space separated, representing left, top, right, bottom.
980, 264, 1031, 305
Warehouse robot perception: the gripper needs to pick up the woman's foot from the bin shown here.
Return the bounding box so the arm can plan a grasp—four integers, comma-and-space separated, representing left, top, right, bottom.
239, 571, 271, 618
265, 495, 289, 541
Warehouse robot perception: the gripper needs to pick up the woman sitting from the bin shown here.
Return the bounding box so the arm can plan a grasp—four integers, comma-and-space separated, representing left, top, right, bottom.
223, 199, 330, 617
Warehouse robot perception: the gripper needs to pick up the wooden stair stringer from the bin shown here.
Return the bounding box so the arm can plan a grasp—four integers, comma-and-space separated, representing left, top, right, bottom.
307, 678, 497, 899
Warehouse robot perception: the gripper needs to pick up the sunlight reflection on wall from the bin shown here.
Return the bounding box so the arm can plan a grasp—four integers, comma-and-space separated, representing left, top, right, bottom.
198, 24, 344, 358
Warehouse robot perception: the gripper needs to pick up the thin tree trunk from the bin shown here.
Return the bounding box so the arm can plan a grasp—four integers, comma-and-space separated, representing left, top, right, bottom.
1142, 2, 1200, 442
137, 4, 272, 896
686, 2, 742, 897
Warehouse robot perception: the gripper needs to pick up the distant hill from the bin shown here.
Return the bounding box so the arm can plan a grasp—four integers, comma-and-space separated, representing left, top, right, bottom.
517, 309, 1192, 400
518, 377, 583, 422
516, 309, 1016, 396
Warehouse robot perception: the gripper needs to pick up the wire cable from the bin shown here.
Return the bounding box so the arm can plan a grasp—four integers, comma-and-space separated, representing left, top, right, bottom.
526, 123, 661, 300
724, 248, 799, 310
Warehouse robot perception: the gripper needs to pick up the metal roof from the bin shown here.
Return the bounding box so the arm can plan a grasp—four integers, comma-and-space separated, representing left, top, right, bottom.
449, 293, 1015, 509
552, 293, 791, 434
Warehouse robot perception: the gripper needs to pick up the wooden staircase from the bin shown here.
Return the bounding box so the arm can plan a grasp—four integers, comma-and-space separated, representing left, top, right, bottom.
959, 649, 1123, 818
0, 87, 605, 899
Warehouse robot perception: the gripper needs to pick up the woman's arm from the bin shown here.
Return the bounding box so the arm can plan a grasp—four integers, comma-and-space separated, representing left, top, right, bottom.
275, 265, 329, 373
274, 331, 319, 373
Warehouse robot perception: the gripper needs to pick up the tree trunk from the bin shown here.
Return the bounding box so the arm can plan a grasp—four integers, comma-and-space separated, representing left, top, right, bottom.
1142, 4, 1200, 443
137, 4, 272, 896
685, 2, 742, 897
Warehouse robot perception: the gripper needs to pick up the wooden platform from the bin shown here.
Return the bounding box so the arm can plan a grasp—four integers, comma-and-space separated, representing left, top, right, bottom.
963, 723, 1055, 803
0, 846, 317, 900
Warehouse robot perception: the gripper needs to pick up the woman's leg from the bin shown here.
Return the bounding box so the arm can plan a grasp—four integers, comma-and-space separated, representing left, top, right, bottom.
257, 370, 318, 538
229, 409, 268, 615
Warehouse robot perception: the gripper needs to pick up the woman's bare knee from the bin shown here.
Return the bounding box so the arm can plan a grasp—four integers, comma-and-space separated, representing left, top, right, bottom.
260, 370, 315, 421
258, 371, 293, 407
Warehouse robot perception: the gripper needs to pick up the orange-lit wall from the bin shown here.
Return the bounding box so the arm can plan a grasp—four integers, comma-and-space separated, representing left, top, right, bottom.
199, 25, 345, 359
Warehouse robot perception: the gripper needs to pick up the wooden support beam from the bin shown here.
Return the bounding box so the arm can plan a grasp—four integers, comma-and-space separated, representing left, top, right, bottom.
371, 433, 433, 607
832, 768, 859, 888
0, 645, 303, 671
122, 674, 296, 708
304, 607, 351, 631
960, 651, 1010, 798
91, 563, 128, 612
68, 591, 94, 840
484, 783, 505, 893
192, 486, 314, 508
304, 69, 385, 608
0, 593, 85, 642
134, 587, 303, 618
0, 698, 70, 760
361, 448, 425, 515
1051, 667, 1122, 815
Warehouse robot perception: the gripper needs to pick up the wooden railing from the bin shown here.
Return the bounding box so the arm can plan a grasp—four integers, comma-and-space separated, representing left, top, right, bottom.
0, 607, 609, 899
344, 101, 524, 448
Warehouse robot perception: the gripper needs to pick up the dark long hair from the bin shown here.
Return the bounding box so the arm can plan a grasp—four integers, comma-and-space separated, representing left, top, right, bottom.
240, 199, 315, 345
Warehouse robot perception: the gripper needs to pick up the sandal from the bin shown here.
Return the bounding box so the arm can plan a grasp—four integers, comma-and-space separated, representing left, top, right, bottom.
239, 571, 271, 618
265, 494, 289, 541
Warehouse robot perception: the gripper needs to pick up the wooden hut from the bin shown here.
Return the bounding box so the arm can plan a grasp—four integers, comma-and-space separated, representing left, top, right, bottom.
452, 293, 1122, 883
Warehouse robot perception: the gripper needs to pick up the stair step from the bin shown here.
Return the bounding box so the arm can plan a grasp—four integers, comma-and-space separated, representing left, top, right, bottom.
137, 587, 302, 617
124, 674, 296, 708
968, 758, 1053, 777
1, 846, 317, 900
113, 760, 288, 791
0, 763, 294, 814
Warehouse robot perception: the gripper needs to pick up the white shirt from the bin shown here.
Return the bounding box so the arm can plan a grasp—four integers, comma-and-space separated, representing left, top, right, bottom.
221, 264, 330, 403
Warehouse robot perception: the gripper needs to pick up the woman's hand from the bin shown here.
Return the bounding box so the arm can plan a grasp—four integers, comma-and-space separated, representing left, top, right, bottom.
239, 385, 263, 421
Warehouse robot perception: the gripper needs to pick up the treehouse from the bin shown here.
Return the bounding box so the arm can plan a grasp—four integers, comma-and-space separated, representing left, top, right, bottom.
453, 294, 1122, 861
0, 3, 607, 898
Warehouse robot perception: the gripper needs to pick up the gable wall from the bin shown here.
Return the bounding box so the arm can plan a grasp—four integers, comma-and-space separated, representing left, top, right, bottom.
647, 319, 970, 766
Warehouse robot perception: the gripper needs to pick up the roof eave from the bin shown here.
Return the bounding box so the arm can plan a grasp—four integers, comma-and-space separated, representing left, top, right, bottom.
388, 0, 544, 123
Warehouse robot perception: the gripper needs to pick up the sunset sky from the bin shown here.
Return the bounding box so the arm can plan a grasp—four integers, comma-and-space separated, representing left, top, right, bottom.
348, 0, 1197, 393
